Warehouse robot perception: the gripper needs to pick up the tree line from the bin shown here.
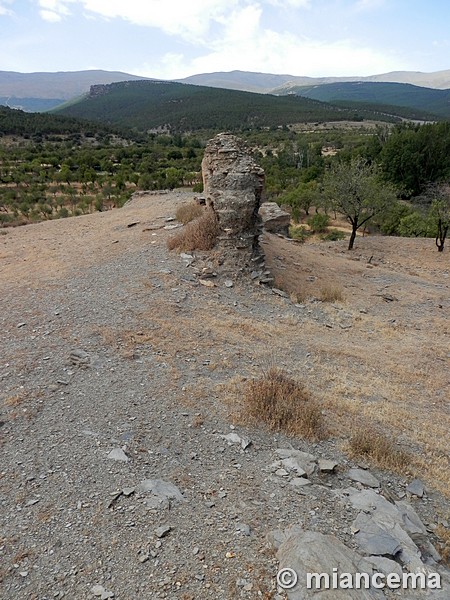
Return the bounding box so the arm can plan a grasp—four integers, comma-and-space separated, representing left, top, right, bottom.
1, 111, 449, 251
262, 122, 450, 251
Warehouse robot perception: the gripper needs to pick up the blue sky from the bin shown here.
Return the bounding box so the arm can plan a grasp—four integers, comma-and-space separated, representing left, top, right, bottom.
1, 1, 449, 78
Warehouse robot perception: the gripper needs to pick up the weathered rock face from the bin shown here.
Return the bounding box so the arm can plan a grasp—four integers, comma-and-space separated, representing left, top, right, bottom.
202, 133, 265, 271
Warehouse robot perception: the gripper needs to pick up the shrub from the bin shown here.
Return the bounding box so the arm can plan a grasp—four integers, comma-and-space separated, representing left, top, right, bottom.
289, 225, 311, 243
398, 211, 432, 237
242, 366, 324, 440
348, 425, 410, 471
321, 229, 346, 241
167, 209, 219, 252
307, 212, 330, 233
175, 201, 204, 225
291, 205, 301, 223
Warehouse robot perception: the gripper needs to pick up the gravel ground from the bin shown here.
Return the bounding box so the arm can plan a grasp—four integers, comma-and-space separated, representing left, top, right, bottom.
1, 191, 448, 599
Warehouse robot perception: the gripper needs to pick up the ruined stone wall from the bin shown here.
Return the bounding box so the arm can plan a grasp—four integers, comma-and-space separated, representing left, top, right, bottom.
201, 133, 265, 272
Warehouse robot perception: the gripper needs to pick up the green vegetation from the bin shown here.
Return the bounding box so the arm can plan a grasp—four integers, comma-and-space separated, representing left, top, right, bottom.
321, 158, 397, 250
2, 91, 450, 256
321, 229, 346, 241
289, 225, 311, 243
284, 81, 450, 120
0, 107, 204, 225
379, 122, 450, 197
54, 80, 402, 132
307, 212, 330, 233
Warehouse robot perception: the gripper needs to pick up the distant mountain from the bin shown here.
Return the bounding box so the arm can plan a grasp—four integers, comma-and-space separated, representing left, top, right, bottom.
279, 82, 450, 119
54, 79, 407, 132
0, 70, 149, 112
177, 70, 297, 93
178, 69, 450, 93
2, 68, 449, 116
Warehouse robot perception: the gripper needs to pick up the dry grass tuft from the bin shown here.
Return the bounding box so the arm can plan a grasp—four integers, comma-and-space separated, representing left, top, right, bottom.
242, 366, 324, 440
348, 425, 410, 471
436, 524, 450, 565
3, 392, 27, 407
175, 201, 204, 225
318, 283, 344, 302
167, 209, 219, 252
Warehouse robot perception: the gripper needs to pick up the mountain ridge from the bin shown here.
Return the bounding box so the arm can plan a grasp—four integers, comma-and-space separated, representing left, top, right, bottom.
177, 68, 450, 92
54, 79, 422, 131
1, 68, 449, 114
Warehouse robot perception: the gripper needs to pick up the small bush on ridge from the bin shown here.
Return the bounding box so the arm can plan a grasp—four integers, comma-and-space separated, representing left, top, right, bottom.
242, 366, 324, 440
349, 425, 410, 471
319, 284, 344, 302
289, 225, 311, 243
321, 229, 346, 241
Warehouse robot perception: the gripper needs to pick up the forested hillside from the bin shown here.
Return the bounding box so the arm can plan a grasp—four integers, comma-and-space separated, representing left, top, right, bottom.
54, 80, 402, 132
0, 106, 121, 137
282, 82, 450, 119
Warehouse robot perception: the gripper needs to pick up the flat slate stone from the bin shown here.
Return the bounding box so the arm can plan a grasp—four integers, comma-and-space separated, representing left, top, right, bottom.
319, 459, 338, 473
348, 468, 380, 488
275, 449, 317, 476
290, 477, 312, 488
270, 526, 384, 599
137, 479, 186, 509
107, 448, 129, 462
353, 512, 402, 556
406, 478, 425, 497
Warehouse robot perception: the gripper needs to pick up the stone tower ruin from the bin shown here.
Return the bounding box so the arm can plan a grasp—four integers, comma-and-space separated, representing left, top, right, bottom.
201, 133, 265, 273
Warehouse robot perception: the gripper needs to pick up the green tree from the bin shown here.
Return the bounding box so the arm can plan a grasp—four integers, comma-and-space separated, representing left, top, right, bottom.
426, 184, 450, 252
322, 158, 397, 250
380, 123, 450, 197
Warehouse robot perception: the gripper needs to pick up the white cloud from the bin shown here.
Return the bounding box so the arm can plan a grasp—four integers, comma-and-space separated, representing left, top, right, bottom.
0, 0, 15, 16
142, 4, 401, 79
39, 9, 63, 21
37, 0, 73, 21
354, 0, 385, 11
265, 0, 310, 7
37, 0, 242, 42
32, 0, 405, 79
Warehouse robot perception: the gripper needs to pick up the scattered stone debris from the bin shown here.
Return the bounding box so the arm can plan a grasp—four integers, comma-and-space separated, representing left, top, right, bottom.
69, 349, 91, 366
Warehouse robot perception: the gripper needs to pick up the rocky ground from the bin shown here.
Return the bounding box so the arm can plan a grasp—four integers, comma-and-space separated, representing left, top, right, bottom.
1, 191, 449, 599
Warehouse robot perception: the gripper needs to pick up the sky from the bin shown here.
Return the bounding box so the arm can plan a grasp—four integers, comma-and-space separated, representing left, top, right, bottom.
0, 0, 449, 79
